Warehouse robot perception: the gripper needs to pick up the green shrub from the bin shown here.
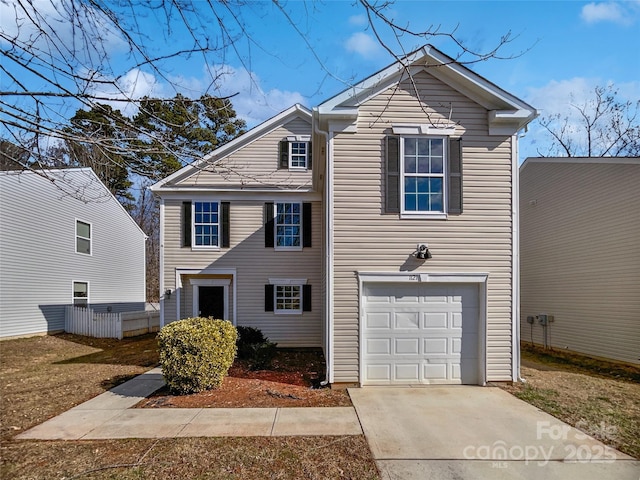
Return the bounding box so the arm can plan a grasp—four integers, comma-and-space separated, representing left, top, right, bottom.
236, 325, 277, 370
158, 317, 237, 394
236, 326, 267, 347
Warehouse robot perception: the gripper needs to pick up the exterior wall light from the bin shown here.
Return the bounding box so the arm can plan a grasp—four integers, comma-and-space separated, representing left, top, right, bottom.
165, 289, 172, 299
416, 244, 432, 260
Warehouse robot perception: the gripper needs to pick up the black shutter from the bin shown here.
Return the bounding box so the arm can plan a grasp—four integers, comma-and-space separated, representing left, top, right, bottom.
182, 201, 192, 247
265, 284, 274, 312
221, 202, 230, 248
386, 136, 400, 213
448, 137, 463, 214
302, 202, 312, 248
279, 140, 289, 169
303, 284, 312, 312
307, 141, 312, 170
264, 202, 274, 247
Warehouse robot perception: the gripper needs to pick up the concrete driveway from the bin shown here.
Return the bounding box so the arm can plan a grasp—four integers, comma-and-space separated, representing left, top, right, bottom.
349, 386, 639, 480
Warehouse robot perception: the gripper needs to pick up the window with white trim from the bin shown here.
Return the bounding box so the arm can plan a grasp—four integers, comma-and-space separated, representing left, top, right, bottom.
73, 281, 88, 306
290, 142, 309, 168
401, 137, 445, 214
76, 220, 91, 255
193, 202, 219, 247
275, 285, 301, 313
275, 202, 301, 248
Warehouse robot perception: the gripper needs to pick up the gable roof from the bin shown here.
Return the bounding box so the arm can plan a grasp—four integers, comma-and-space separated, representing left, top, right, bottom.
150, 104, 312, 191
316, 45, 537, 135
0, 167, 147, 237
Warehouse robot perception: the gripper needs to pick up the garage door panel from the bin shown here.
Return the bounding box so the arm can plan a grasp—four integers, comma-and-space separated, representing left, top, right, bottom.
366, 312, 391, 329
395, 338, 420, 355
366, 364, 391, 381
423, 362, 448, 381
424, 337, 448, 355
424, 312, 448, 328
366, 338, 391, 355
394, 312, 419, 329
363, 283, 481, 385
395, 364, 420, 381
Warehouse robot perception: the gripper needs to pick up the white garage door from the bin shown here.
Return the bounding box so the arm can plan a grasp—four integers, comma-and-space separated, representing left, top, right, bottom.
362, 283, 481, 385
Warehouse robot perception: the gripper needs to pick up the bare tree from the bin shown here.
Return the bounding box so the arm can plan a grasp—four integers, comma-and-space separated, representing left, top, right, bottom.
130, 179, 161, 302
537, 84, 640, 157
1, 0, 523, 176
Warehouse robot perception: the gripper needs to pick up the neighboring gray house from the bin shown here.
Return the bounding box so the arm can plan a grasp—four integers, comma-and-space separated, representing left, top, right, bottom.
520, 157, 640, 365
0, 168, 147, 339
152, 45, 538, 386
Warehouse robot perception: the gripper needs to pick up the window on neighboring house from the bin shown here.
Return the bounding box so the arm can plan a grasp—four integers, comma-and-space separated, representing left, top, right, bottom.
279, 139, 311, 170
386, 134, 462, 217
275, 202, 301, 248
73, 281, 88, 307
76, 220, 91, 255
264, 282, 312, 313
193, 201, 219, 247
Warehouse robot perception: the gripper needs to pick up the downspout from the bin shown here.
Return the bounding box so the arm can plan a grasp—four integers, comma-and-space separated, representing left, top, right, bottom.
159, 197, 166, 328
313, 108, 332, 387
512, 134, 523, 382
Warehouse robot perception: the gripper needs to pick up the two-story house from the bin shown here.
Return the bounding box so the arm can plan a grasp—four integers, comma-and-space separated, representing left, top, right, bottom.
151, 45, 537, 387
0, 168, 147, 339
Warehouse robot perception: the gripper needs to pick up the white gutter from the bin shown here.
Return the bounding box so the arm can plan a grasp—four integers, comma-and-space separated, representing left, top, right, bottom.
313, 108, 333, 386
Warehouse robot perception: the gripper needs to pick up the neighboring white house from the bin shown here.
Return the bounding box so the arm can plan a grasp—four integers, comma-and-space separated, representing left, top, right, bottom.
0, 168, 147, 339
152, 45, 538, 386
520, 157, 640, 365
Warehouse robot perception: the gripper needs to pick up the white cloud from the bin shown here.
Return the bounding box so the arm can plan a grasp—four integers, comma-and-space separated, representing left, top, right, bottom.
210, 65, 307, 127
0, 0, 126, 55
345, 32, 382, 59
84, 68, 162, 117
82, 63, 307, 127
348, 14, 368, 26
580, 2, 633, 25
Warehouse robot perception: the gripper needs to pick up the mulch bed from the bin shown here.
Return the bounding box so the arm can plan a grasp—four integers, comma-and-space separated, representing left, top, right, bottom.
136, 349, 351, 408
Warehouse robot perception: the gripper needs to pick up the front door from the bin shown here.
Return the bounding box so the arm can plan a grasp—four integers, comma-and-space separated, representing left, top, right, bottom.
198, 286, 225, 319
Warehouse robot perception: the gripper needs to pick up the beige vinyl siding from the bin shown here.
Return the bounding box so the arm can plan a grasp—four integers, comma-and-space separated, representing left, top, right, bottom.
163, 198, 322, 347
176, 118, 312, 189
331, 71, 515, 383
520, 160, 640, 365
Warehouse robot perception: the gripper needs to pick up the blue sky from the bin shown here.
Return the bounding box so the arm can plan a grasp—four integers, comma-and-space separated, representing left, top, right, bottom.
3, 0, 640, 160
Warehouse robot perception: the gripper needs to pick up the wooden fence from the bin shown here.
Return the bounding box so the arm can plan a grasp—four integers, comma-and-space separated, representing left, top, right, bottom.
65, 306, 160, 340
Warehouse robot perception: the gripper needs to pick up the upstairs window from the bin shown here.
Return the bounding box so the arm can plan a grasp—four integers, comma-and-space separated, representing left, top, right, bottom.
76, 220, 91, 255
402, 137, 445, 214
193, 202, 219, 247
279, 138, 312, 170
386, 133, 462, 218
275, 202, 301, 248
290, 142, 309, 168
182, 201, 230, 249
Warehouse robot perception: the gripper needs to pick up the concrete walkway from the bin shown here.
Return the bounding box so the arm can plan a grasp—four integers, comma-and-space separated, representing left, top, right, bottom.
17, 368, 362, 440
349, 387, 640, 480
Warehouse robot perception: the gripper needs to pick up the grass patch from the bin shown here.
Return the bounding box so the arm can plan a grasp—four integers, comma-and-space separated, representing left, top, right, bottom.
0, 333, 379, 479
521, 344, 640, 382
503, 345, 640, 459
